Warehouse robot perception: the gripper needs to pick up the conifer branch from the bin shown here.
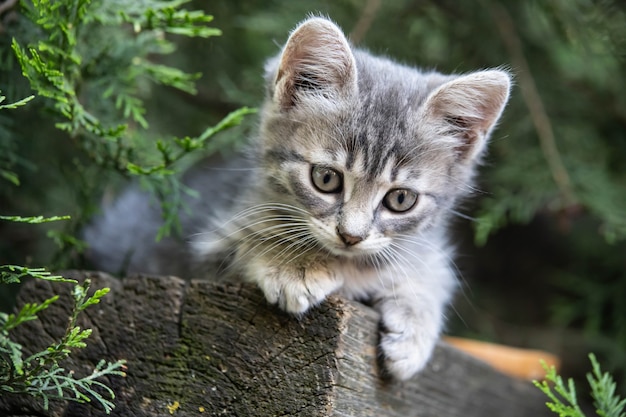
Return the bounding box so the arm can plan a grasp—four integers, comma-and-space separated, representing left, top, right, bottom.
1, 279, 126, 413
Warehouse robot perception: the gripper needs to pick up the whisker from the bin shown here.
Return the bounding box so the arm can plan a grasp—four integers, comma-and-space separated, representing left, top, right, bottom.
445, 208, 476, 222
193, 204, 310, 243
393, 234, 464, 279
260, 230, 315, 261
383, 244, 437, 310
388, 241, 433, 273
234, 226, 311, 263
367, 252, 387, 292
272, 235, 319, 266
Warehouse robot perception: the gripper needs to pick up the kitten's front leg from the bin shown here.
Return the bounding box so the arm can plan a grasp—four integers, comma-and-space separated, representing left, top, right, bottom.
375, 267, 454, 380
377, 295, 444, 380
244, 258, 344, 314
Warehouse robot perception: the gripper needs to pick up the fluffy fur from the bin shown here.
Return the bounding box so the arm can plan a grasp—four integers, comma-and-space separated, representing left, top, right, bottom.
85, 17, 511, 380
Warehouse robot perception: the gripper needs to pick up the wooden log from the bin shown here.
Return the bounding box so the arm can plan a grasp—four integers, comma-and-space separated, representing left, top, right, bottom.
0, 271, 553, 416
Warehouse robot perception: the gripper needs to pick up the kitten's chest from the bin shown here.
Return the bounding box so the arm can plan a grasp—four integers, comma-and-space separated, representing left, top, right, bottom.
331, 260, 384, 301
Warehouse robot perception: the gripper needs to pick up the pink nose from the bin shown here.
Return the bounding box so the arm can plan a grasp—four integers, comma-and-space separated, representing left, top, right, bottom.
336, 227, 364, 246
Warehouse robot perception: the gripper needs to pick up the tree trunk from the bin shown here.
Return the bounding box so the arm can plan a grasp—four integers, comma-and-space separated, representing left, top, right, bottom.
0, 271, 553, 416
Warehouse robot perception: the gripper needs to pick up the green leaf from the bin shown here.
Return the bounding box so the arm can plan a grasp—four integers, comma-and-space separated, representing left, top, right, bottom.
535, 354, 626, 417
0, 296, 59, 332
0, 170, 20, 186
0, 94, 35, 110
0, 265, 76, 284
0, 337, 26, 378
78, 288, 110, 311
139, 61, 201, 94
1, 0, 233, 413
0, 215, 70, 224
197, 106, 257, 143
63, 326, 92, 349
533, 360, 585, 417
587, 353, 626, 417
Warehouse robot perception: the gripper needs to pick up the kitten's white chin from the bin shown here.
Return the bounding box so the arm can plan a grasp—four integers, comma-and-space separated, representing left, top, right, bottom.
327, 243, 377, 259
330, 247, 359, 258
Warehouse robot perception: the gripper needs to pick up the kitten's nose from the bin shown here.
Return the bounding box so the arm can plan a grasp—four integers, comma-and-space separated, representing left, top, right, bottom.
336, 226, 364, 246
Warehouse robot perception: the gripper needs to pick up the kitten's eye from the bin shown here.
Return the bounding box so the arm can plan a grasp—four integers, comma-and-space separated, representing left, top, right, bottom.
311, 166, 342, 193
383, 189, 418, 213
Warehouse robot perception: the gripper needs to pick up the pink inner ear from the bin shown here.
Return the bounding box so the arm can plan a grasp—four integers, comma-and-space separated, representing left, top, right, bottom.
274, 18, 357, 109
443, 115, 481, 158
425, 71, 511, 161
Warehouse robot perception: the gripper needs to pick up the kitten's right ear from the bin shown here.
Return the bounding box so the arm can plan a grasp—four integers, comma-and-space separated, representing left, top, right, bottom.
421, 70, 511, 162
272, 17, 358, 110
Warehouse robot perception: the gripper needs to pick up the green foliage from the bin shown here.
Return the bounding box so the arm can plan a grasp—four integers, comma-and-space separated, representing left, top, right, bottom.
0, 215, 71, 223
0, 265, 73, 284
535, 354, 625, 417
589, 356, 626, 417
115, 0, 221, 38
0, 92, 34, 110
1, 296, 59, 332
483, 0, 626, 244
536, 361, 587, 416
21, 359, 126, 413
0, 92, 34, 185
3, 0, 252, 245
0, 213, 123, 412
0, 279, 126, 413
126, 106, 257, 176
0, 215, 73, 284
1, 1, 253, 411
11, 0, 214, 139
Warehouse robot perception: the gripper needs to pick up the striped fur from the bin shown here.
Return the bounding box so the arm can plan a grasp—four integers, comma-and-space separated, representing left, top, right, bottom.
85, 17, 511, 381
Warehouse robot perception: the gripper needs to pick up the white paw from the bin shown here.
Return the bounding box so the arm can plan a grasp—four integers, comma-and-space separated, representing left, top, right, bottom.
380, 329, 433, 380
249, 263, 343, 314
378, 304, 440, 380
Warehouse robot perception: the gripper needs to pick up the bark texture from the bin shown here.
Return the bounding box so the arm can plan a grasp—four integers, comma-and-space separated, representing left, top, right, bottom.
0, 271, 553, 416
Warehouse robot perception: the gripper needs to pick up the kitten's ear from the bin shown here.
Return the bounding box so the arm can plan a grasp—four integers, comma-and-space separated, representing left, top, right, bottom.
273, 17, 358, 109
422, 70, 511, 161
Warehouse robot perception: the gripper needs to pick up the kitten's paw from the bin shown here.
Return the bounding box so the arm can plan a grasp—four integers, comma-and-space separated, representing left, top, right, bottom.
379, 308, 439, 381
252, 265, 343, 315
380, 330, 433, 381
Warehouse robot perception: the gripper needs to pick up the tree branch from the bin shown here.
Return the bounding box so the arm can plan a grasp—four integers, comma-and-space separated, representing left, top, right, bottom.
349, 0, 382, 44
489, 2, 577, 206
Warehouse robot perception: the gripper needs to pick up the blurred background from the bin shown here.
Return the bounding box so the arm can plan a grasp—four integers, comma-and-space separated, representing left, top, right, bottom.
1, 0, 625, 392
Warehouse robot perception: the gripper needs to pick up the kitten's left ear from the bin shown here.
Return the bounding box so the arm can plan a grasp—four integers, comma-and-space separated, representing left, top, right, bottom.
272, 17, 358, 110
422, 70, 511, 162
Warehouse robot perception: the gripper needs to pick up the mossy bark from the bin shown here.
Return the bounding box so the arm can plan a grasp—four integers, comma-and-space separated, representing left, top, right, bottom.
0, 271, 553, 416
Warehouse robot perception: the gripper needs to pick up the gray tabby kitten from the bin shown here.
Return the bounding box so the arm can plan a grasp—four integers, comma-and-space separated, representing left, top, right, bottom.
86, 17, 511, 380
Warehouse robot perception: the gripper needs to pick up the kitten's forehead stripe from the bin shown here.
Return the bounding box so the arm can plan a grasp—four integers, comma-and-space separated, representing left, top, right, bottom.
345, 139, 356, 170
341, 61, 426, 185
346, 131, 369, 175
266, 147, 306, 164
368, 130, 386, 180
390, 163, 400, 183
347, 125, 408, 183
381, 142, 403, 182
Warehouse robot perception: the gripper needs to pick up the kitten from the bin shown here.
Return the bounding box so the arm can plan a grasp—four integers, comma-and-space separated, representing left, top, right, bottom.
85, 17, 511, 380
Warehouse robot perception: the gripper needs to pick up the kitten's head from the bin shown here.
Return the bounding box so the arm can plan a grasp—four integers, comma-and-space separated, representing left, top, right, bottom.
258, 17, 511, 259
